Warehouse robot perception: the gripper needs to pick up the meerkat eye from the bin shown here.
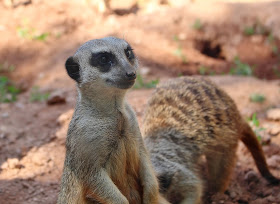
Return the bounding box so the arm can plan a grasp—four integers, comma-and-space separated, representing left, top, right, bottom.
90, 52, 115, 72
99, 55, 110, 64
125, 47, 135, 61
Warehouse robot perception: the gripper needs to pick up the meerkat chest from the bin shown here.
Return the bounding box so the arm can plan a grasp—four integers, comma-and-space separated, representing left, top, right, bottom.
105, 111, 142, 202
108, 110, 140, 170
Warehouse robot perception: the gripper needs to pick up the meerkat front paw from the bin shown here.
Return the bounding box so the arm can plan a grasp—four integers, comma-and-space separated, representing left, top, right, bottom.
118, 197, 129, 204
158, 195, 171, 204
142, 178, 160, 204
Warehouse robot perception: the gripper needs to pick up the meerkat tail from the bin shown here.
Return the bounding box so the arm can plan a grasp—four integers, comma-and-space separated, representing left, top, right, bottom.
240, 122, 280, 185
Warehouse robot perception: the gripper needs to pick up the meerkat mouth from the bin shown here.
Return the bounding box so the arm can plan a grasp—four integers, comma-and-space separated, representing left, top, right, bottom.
106, 78, 135, 89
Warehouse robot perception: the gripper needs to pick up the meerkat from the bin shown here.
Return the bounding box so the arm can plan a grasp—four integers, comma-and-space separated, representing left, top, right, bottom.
57, 37, 169, 204
143, 76, 279, 204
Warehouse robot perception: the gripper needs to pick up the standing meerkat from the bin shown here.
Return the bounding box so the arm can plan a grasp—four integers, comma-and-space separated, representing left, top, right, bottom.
143, 76, 279, 204
57, 37, 169, 204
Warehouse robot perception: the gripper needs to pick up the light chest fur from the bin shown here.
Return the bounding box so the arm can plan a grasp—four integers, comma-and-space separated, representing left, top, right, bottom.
66, 103, 143, 203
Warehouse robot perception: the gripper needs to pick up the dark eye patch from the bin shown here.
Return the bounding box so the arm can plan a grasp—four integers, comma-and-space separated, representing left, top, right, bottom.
125, 46, 135, 62
90, 52, 116, 72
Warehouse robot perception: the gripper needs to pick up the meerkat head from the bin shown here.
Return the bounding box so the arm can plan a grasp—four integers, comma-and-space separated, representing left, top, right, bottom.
65, 37, 138, 92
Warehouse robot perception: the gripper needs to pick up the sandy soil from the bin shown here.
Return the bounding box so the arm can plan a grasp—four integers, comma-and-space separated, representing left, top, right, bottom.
0, 0, 280, 203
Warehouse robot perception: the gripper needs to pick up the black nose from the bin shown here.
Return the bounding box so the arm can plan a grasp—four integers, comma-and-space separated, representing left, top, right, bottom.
126, 71, 136, 80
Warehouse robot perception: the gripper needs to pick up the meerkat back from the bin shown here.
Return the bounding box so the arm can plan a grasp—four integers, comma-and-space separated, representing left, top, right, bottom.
143, 76, 279, 204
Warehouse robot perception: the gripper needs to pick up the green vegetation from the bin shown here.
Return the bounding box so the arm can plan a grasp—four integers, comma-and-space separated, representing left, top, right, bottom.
243, 23, 279, 56
243, 26, 255, 36
33, 32, 49, 41
272, 65, 280, 78
0, 62, 15, 72
229, 57, 253, 76
250, 93, 266, 103
251, 113, 260, 127
55, 32, 62, 39
177, 72, 183, 77
267, 34, 279, 56
133, 74, 159, 89
192, 19, 203, 31
198, 66, 208, 75
0, 76, 20, 103
29, 86, 50, 102
249, 113, 266, 143
198, 65, 217, 75
243, 21, 268, 36
173, 35, 188, 64
17, 22, 49, 42
173, 47, 187, 64
17, 26, 31, 39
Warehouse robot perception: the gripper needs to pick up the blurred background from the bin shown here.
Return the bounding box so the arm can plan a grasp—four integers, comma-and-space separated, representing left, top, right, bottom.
0, 0, 280, 203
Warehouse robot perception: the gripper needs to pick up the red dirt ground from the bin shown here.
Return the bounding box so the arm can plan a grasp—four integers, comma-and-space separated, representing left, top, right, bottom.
0, 0, 280, 203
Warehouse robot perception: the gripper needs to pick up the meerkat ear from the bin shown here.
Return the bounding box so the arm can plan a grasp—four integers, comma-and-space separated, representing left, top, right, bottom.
65, 56, 80, 82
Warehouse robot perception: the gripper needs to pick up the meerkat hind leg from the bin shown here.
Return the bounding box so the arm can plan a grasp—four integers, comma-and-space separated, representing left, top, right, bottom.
178, 170, 203, 204
206, 145, 237, 194
180, 197, 202, 204
164, 166, 203, 204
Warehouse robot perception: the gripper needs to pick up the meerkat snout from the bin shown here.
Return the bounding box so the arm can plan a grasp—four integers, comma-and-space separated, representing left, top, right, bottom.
65, 36, 138, 90
125, 70, 136, 80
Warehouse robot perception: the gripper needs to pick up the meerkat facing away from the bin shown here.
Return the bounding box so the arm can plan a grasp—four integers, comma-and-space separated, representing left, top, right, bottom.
143, 76, 279, 204
57, 37, 169, 204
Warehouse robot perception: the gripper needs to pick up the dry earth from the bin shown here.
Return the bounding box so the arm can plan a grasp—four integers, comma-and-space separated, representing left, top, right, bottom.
0, 0, 280, 203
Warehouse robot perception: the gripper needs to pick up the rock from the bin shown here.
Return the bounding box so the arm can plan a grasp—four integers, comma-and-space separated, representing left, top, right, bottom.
0, 133, 6, 139
0, 103, 10, 110
25, 171, 35, 179
251, 35, 264, 43
86, 0, 108, 13
276, 193, 280, 201
47, 90, 66, 105
140, 67, 151, 76
211, 192, 229, 203
269, 126, 280, 136
237, 195, 250, 203
8, 158, 20, 168
31, 152, 47, 166
1, 158, 22, 169
244, 170, 259, 183
267, 108, 280, 121
267, 155, 280, 168
262, 188, 273, 197
167, 0, 188, 7
1, 161, 8, 169
266, 195, 276, 202
3, 0, 32, 8
16, 79, 29, 92
178, 33, 187, 40
254, 198, 266, 204
260, 133, 271, 145
229, 191, 237, 199
22, 181, 32, 189
15, 102, 25, 109
56, 109, 74, 139
222, 45, 238, 61
110, 0, 136, 10
57, 109, 74, 125
1, 112, 9, 118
